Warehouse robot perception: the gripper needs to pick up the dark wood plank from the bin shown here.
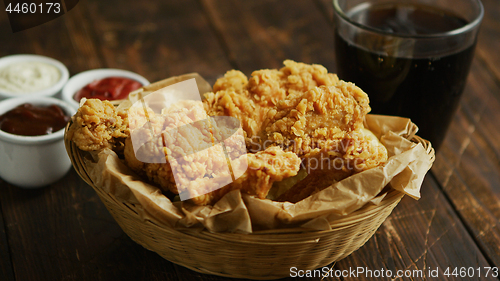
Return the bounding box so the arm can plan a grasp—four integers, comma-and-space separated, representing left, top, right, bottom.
316, 0, 336, 22
475, 0, 500, 83
83, 0, 232, 85
0, 186, 15, 281
0, 17, 32, 55
0, 10, 18, 281
0, 3, 103, 75
0, 170, 182, 281
430, 0, 500, 266
432, 56, 500, 267
331, 176, 496, 281
201, 0, 337, 74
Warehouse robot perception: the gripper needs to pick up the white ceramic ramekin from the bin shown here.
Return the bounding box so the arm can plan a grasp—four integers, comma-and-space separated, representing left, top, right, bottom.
0, 54, 69, 99
62, 68, 150, 111
0, 96, 77, 188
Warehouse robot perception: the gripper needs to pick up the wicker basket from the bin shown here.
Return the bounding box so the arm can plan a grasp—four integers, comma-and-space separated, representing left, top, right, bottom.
65, 119, 434, 280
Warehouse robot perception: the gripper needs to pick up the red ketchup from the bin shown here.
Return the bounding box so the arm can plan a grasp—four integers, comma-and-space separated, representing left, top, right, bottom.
74, 77, 142, 101
0, 103, 70, 136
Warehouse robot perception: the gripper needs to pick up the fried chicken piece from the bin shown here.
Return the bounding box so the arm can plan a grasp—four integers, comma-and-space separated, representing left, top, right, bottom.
67, 99, 128, 151
124, 136, 177, 191
124, 99, 301, 205
203, 90, 266, 141
278, 128, 388, 203
204, 60, 341, 142
231, 145, 301, 199
125, 100, 221, 194
213, 70, 248, 92
248, 60, 340, 106
276, 170, 346, 203
262, 81, 371, 157
259, 81, 388, 203
185, 146, 301, 205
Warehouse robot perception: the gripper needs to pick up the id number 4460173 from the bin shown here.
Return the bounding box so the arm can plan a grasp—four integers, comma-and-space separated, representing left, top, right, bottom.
444, 267, 499, 278
5, 2, 61, 14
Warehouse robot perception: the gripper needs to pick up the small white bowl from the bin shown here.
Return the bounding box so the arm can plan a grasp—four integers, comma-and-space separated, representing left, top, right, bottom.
0, 54, 69, 99
0, 96, 77, 188
62, 68, 150, 111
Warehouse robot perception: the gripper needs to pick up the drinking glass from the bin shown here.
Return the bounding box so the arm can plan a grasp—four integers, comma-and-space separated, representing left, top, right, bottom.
333, 0, 484, 151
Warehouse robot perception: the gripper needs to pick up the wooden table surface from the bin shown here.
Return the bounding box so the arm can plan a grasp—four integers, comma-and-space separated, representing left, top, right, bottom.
1, 0, 499, 280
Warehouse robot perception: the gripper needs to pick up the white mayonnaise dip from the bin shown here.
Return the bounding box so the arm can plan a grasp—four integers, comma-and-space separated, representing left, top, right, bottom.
0, 61, 61, 94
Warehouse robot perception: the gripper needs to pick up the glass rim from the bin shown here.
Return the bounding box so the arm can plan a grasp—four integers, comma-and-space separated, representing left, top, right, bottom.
333, 0, 484, 39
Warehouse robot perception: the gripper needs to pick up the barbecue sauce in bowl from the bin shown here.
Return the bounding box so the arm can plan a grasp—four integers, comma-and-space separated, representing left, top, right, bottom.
0, 103, 70, 136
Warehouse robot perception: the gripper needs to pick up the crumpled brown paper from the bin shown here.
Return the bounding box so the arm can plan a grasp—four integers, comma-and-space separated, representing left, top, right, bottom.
80, 74, 434, 234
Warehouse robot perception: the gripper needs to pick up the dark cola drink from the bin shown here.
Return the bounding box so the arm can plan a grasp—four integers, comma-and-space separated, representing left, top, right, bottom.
334, 2, 479, 150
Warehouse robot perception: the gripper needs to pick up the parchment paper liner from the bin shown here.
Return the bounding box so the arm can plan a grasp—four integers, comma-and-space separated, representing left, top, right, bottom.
78, 74, 433, 234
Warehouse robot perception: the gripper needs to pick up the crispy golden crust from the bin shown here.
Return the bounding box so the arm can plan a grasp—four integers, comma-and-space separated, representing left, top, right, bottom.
262, 82, 371, 157
203, 60, 341, 142
231, 146, 301, 199
203, 90, 265, 140
67, 99, 128, 151
258, 80, 387, 203
213, 70, 248, 92
124, 100, 222, 195
248, 60, 340, 106
184, 146, 301, 205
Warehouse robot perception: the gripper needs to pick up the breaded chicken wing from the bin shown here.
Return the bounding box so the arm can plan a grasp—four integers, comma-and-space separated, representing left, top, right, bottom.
261, 81, 371, 158
67, 99, 128, 152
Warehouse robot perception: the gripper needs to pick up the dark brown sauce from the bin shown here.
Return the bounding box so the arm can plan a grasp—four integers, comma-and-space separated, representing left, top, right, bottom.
0, 103, 70, 136
335, 3, 474, 150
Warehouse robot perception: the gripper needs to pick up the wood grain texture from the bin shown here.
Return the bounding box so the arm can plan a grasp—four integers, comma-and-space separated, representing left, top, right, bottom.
0, 1, 103, 78
0, 193, 15, 281
0, 170, 181, 281
82, 0, 232, 84
475, 0, 500, 84
172, 260, 340, 281
200, 0, 337, 74
432, 56, 500, 266
429, 0, 500, 268
330, 177, 497, 281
